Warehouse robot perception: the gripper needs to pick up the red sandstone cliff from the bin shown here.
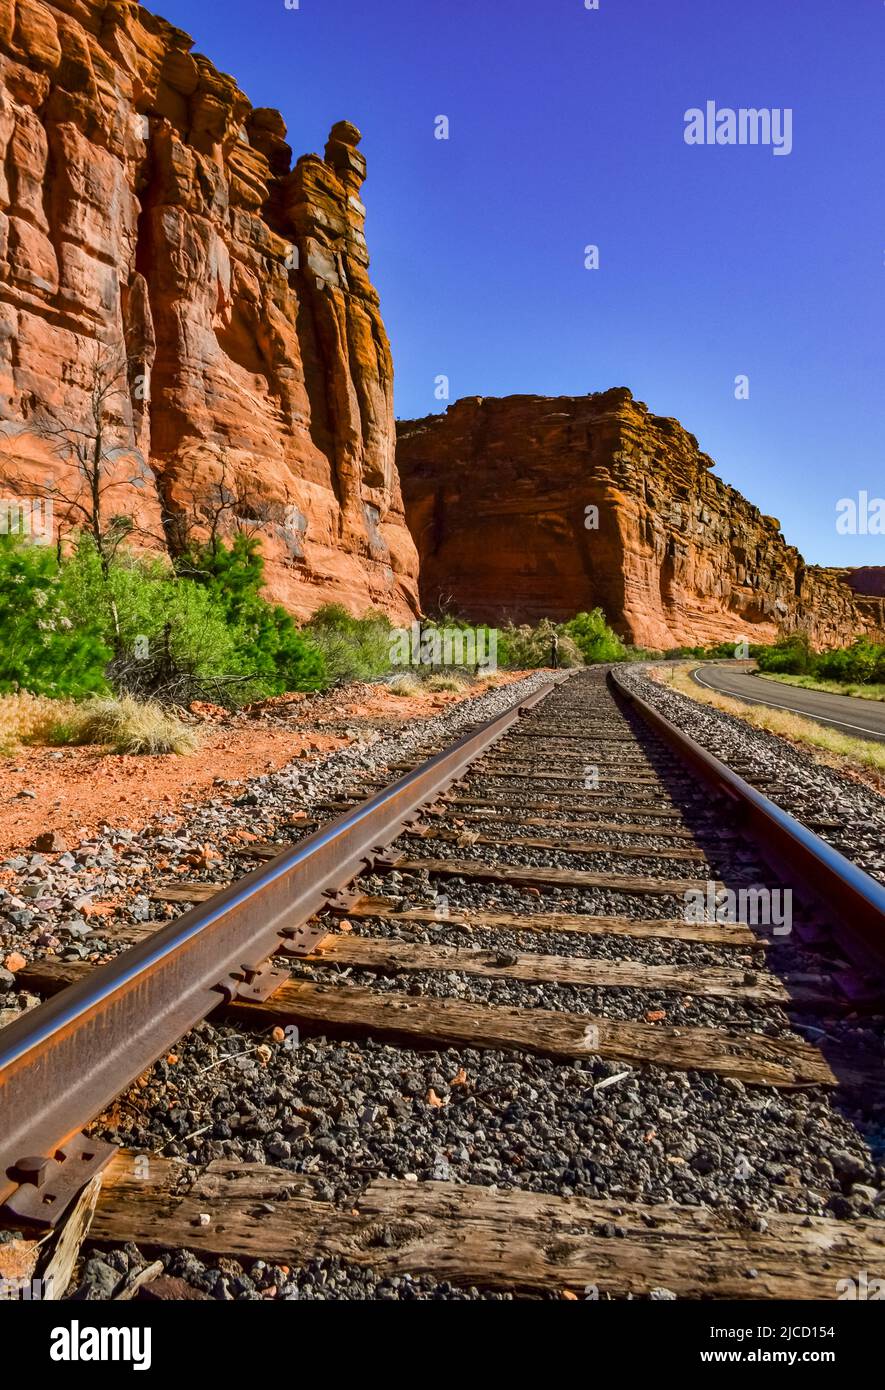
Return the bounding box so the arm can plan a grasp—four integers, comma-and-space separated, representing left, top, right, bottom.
0, 0, 419, 619
397, 391, 875, 650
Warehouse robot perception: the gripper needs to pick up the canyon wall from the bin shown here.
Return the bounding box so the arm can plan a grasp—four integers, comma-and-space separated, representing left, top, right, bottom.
397, 390, 876, 649
0, 0, 419, 619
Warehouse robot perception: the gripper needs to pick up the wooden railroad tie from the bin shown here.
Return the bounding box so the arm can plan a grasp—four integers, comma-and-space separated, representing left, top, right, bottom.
87, 1154, 885, 1300
21, 958, 835, 1087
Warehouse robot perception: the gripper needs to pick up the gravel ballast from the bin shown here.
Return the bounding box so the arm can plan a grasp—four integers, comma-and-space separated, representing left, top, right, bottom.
3, 668, 884, 1301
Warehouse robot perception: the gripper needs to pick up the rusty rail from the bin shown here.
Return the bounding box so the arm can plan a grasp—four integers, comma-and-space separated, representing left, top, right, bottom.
6, 662, 881, 1226
609, 668, 885, 969
0, 676, 567, 1223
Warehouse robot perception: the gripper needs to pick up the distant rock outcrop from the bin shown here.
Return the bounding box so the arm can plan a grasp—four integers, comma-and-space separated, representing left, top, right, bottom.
0, 0, 418, 619
397, 391, 877, 649
841, 567, 885, 599
823, 568, 885, 638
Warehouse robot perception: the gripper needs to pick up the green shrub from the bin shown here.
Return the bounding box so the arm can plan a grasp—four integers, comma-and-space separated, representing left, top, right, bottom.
756, 633, 813, 675
754, 634, 885, 685
624, 646, 665, 661
63, 541, 253, 704
304, 603, 393, 684
497, 610, 625, 669
61, 536, 325, 704
815, 638, 880, 684
498, 619, 584, 669
0, 536, 109, 697
564, 609, 626, 663
176, 535, 326, 695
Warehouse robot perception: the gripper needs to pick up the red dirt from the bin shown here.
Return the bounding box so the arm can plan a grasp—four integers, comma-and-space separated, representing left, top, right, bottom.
1, 675, 530, 854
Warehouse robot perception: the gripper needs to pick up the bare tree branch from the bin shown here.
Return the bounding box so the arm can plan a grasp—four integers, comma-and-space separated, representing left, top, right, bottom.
1, 341, 156, 578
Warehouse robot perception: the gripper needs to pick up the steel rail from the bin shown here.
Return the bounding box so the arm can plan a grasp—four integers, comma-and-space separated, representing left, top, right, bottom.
609, 668, 885, 967
0, 676, 566, 1220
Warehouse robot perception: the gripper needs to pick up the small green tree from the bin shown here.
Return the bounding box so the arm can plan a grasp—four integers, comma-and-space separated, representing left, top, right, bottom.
179, 535, 326, 693
564, 609, 626, 663
0, 536, 109, 696
61, 539, 250, 702
7, 345, 156, 576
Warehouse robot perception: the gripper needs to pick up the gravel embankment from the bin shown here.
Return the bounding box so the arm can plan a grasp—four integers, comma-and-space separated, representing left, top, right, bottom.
615, 666, 885, 884
0, 673, 550, 1003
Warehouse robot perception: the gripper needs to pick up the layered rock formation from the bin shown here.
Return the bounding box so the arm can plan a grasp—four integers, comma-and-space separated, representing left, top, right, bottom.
0, 0, 418, 618
825, 568, 885, 637
397, 391, 876, 649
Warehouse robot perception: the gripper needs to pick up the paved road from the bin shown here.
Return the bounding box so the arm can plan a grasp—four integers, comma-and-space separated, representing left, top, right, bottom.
689, 664, 885, 744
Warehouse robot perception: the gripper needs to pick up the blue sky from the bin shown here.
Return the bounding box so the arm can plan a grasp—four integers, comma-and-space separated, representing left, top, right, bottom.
156, 0, 884, 568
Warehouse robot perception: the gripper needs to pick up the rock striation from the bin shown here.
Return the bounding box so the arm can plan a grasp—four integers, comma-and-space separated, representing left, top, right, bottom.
0, 0, 418, 619
397, 391, 877, 649
824, 569, 885, 638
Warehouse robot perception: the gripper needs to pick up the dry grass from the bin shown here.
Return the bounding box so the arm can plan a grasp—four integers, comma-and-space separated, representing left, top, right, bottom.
425, 673, 469, 693
0, 692, 78, 754
50, 697, 199, 755
386, 673, 423, 698
757, 673, 885, 703
647, 664, 885, 782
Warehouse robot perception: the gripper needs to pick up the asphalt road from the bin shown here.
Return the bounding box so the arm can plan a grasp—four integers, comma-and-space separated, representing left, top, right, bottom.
689, 664, 885, 745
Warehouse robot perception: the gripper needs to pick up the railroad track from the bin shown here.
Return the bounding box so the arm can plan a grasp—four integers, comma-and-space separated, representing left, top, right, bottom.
2, 668, 884, 1301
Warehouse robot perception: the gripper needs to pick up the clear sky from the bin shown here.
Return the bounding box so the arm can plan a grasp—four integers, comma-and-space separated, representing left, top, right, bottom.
154, 0, 884, 569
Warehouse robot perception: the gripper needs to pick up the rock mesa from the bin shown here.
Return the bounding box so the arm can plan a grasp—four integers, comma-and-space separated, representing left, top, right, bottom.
397, 391, 878, 649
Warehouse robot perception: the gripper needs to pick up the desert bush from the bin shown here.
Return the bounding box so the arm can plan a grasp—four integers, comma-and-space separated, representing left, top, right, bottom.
662, 641, 752, 660
496, 610, 625, 669
564, 609, 626, 663
304, 603, 392, 684
387, 672, 423, 697
0, 536, 109, 697
0, 692, 79, 753
51, 696, 198, 755
622, 646, 664, 661
425, 672, 469, 692
498, 619, 584, 669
